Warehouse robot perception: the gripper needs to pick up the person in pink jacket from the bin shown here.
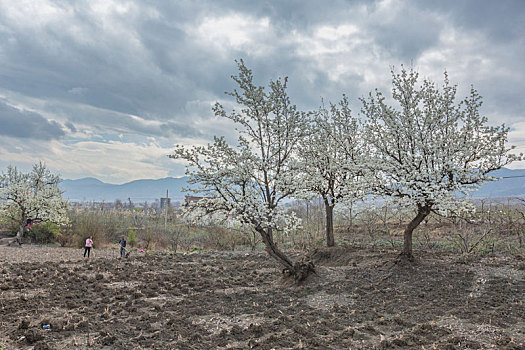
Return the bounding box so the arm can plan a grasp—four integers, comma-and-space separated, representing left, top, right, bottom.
84, 236, 93, 258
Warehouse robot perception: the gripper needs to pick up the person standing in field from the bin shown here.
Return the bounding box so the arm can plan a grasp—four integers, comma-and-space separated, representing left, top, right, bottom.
84, 236, 93, 258
119, 236, 127, 258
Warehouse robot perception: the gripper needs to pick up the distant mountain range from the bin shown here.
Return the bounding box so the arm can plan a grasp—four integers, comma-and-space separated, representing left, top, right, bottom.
60, 176, 191, 203
469, 168, 525, 199
59, 168, 525, 203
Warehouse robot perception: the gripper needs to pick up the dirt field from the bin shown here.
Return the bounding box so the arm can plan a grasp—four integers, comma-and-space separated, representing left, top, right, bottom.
0, 245, 524, 349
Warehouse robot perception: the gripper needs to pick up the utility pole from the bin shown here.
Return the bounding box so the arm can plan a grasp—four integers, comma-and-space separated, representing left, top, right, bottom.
165, 189, 168, 231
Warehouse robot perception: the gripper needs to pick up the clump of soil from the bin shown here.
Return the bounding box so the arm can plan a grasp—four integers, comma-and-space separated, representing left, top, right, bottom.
0, 245, 524, 349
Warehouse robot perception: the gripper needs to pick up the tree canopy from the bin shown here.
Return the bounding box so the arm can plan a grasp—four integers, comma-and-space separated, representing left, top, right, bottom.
298, 96, 371, 246
173, 61, 522, 264
171, 60, 313, 279
361, 67, 521, 259
0, 162, 69, 243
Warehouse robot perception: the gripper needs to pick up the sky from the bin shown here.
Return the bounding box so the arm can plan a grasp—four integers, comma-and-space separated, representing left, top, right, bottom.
0, 0, 524, 183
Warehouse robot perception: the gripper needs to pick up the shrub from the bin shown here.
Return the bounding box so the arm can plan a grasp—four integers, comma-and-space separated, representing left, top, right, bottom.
27, 222, 60, 244
128, 229, 137, 247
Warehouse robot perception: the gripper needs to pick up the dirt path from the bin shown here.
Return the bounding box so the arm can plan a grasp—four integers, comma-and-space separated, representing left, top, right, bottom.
1, 245, 524, 349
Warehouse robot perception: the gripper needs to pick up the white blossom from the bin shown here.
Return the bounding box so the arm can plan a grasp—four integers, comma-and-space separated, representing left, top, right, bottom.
361, 67, 522, 257
0, 162, 69, 242
171, 60, 309, 274
297, 95, 372, 245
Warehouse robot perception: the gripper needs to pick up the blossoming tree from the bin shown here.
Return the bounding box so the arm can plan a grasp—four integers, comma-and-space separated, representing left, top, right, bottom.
171, 61, 314, 280
298, 96, 371, 247
362, 67, 521, 260
0, 162, 69, 244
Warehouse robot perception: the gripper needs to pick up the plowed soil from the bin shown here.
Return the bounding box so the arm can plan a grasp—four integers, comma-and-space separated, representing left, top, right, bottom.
1, 245, 524, 349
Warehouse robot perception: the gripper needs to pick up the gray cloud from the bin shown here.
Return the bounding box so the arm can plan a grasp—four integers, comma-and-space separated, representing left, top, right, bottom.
367, 5, 443, 61
1, 0, 522, 119
64, 121, 76, 132
0, 0, 523, 181
421, 0, 525, 42
0, 1, 371, 120
0, 100, 65, 140
39, 101, 205, 139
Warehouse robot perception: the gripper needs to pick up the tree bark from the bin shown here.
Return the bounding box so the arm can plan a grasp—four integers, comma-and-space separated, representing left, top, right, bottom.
255, 226, 315, 281
401, 205, 431, 260
256, 226, 294, 271
16, 217, 25, 244
323, 198, 335, 247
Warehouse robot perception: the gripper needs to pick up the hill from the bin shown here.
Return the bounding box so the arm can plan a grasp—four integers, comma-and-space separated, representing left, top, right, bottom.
470, 168, 525, 198
59, 168, 525, 203
60, 176, 190, 203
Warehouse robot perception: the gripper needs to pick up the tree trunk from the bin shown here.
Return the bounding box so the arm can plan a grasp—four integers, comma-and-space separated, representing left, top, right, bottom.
323, 198, 335, 247
256, 226, 315, 282
17, 218, 25, 244
256, 226, 294, 271
401, 205, 431, 261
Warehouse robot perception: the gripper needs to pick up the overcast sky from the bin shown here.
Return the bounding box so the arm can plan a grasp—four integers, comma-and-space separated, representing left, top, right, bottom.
0, 0, 524, 183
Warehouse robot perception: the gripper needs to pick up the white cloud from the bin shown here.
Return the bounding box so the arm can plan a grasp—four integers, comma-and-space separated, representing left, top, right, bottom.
190, 13, 273, 57
289, 18, 390, 92
0, 138, 175, 183
417, 26, 493, 83
0, 0, 67, 28
68, 87, 88, 96
507, 121, 525, 169
53, 140, 173, 183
